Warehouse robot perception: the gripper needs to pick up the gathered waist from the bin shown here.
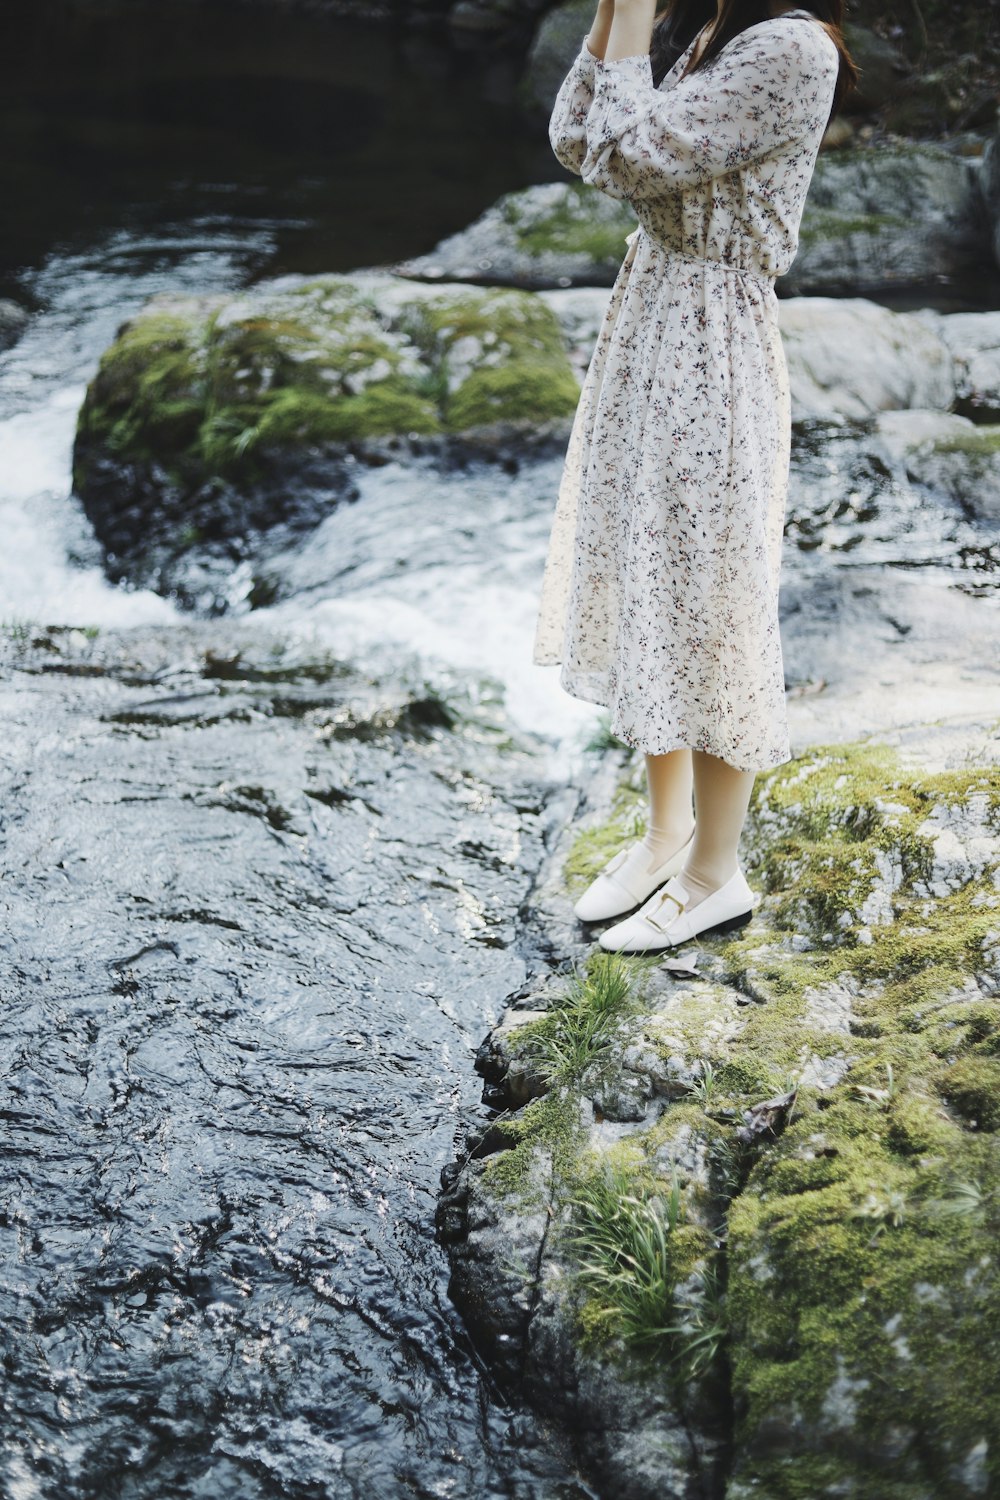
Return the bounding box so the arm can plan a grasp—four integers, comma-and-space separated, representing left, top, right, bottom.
625, 227, 775, 291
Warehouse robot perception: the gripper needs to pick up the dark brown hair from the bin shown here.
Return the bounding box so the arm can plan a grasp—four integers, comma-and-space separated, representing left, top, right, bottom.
650, 0, 859, 120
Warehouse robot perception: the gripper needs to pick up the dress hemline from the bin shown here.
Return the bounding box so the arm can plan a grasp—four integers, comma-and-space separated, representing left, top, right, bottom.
541, 659, 792, 772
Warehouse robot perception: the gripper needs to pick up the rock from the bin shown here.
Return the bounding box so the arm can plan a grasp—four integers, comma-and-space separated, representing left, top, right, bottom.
399, 143, 990, 295
475, 1006, 552, 1107
963, 124, 1000, 273
72, 273, 580, 607
520, 0, 591, 114
395, 180, 637, 290
778, 297, 955, 421
840, 21, 912, 115
921, 308, 1000, 421
538, 285, 614, 379
441, 730, 1000, 1497
783, 143, 989, 296
874, 408, 1000, 524
0, 297, 29, 352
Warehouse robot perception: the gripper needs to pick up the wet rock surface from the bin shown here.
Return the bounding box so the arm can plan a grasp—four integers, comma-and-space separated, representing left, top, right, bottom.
0, 619, 598, 1499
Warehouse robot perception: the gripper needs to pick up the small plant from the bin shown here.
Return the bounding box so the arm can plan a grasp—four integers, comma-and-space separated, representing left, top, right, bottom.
562, 1160, 685, 1348
852, 1061, 896, 1107
1, 617, 34, 642
924, 1176, 996, 1227
523, 951, 652, 1084
563, 1161, 727, 1380
851, 1186, 908, 1239
233, 423, 260, 458
686, 1060, 719, 1107
584, 713, 635, 754
655, 1258, 728, 1381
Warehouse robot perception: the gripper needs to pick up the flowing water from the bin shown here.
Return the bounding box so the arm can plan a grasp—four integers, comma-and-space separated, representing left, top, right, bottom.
0, 11, 599, 1496
2, 6, 1000, 1497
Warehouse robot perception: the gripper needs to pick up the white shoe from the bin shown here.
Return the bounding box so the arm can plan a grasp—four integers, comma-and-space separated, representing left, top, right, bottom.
598, 869, 756, 953
573, 829, 694, 923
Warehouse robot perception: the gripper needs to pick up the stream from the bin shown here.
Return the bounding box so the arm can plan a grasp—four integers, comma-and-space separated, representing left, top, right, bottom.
2, 5, 1000, 1498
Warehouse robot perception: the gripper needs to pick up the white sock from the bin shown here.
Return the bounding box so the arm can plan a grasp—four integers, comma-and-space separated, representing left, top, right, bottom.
639, 819, 691, 873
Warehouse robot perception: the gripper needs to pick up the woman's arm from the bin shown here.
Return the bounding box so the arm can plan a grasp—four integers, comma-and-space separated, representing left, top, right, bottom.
580, 15, 839, 200
549, 0, 616, 172
604, 0, 656, 64
586, 0, 616, 61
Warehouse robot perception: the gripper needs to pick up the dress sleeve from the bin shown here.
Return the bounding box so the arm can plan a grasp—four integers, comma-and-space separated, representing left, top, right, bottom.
548, 34, 601, 175
579, 19, 839, 201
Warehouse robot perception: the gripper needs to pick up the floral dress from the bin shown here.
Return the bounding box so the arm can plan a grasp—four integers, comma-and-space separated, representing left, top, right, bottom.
531, 11, 839, 770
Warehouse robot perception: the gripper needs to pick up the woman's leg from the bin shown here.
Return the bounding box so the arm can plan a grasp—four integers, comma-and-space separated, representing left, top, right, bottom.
680, 750, 756, 908
642, 749, 695, 868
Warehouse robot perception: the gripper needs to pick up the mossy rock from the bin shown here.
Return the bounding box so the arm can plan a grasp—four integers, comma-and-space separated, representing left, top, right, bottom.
478, 735, 1000, 1494
71, 274, 581, 603
396, 181, 638, 289
394, 286, 581, 430
75, 276, 578, 486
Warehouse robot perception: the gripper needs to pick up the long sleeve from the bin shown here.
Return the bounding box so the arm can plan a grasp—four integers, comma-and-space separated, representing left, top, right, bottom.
579, 18, 839, 201
548, 34, 601, 175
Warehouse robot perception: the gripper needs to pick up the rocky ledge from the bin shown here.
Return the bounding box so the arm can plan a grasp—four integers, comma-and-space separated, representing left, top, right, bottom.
438, 722, 1000, 1498
396, 137, 994, 295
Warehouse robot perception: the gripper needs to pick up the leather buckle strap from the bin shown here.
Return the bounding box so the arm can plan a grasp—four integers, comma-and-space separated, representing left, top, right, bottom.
645, 888, 685, 932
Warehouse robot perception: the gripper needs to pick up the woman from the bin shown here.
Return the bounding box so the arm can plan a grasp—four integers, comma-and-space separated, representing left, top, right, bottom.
531, 0, 857, 953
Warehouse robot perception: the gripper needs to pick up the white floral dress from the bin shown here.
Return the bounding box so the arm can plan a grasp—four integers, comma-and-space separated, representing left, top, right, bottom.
531, 11, 839, 770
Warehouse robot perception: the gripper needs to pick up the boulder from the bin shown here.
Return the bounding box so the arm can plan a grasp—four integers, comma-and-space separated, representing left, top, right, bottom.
778, 297, 955, 421
973, 125, 1000, 271
917, 308, 1000, 421
875, 408, 1000, 524
840, 20, 912, 115
395, 180, 637, 289
72, 272, 580, 606
398, 144, 991, 296
520, 0, 592, 115
782, 143, 989, 295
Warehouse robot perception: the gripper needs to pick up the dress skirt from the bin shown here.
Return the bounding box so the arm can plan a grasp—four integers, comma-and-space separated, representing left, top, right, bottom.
532, 225, 793, 772
530, 13, 842, 772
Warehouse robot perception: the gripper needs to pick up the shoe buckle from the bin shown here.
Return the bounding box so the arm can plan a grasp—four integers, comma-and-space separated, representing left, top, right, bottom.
645, 888, 685, 933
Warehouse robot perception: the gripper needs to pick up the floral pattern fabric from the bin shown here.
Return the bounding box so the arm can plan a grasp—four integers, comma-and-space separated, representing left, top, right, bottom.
532, 12, 840, 770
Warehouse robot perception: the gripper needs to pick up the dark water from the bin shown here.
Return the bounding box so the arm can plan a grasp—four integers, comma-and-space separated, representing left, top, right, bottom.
0, 0, 556, 295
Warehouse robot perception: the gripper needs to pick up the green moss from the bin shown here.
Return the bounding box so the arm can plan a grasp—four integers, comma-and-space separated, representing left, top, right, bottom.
502, 182, 636, 264
75, 311, 206, 474
931, 426, 1000, 459
935, 1055, 1000, 1131
797, 206, 910, 250
74, 277, 578, 491
398, 287, 580, 431
469, 734, 999, 1483
480, 1086, 584, 1204
563, 765, 648, 892
447, 362, 580, 430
